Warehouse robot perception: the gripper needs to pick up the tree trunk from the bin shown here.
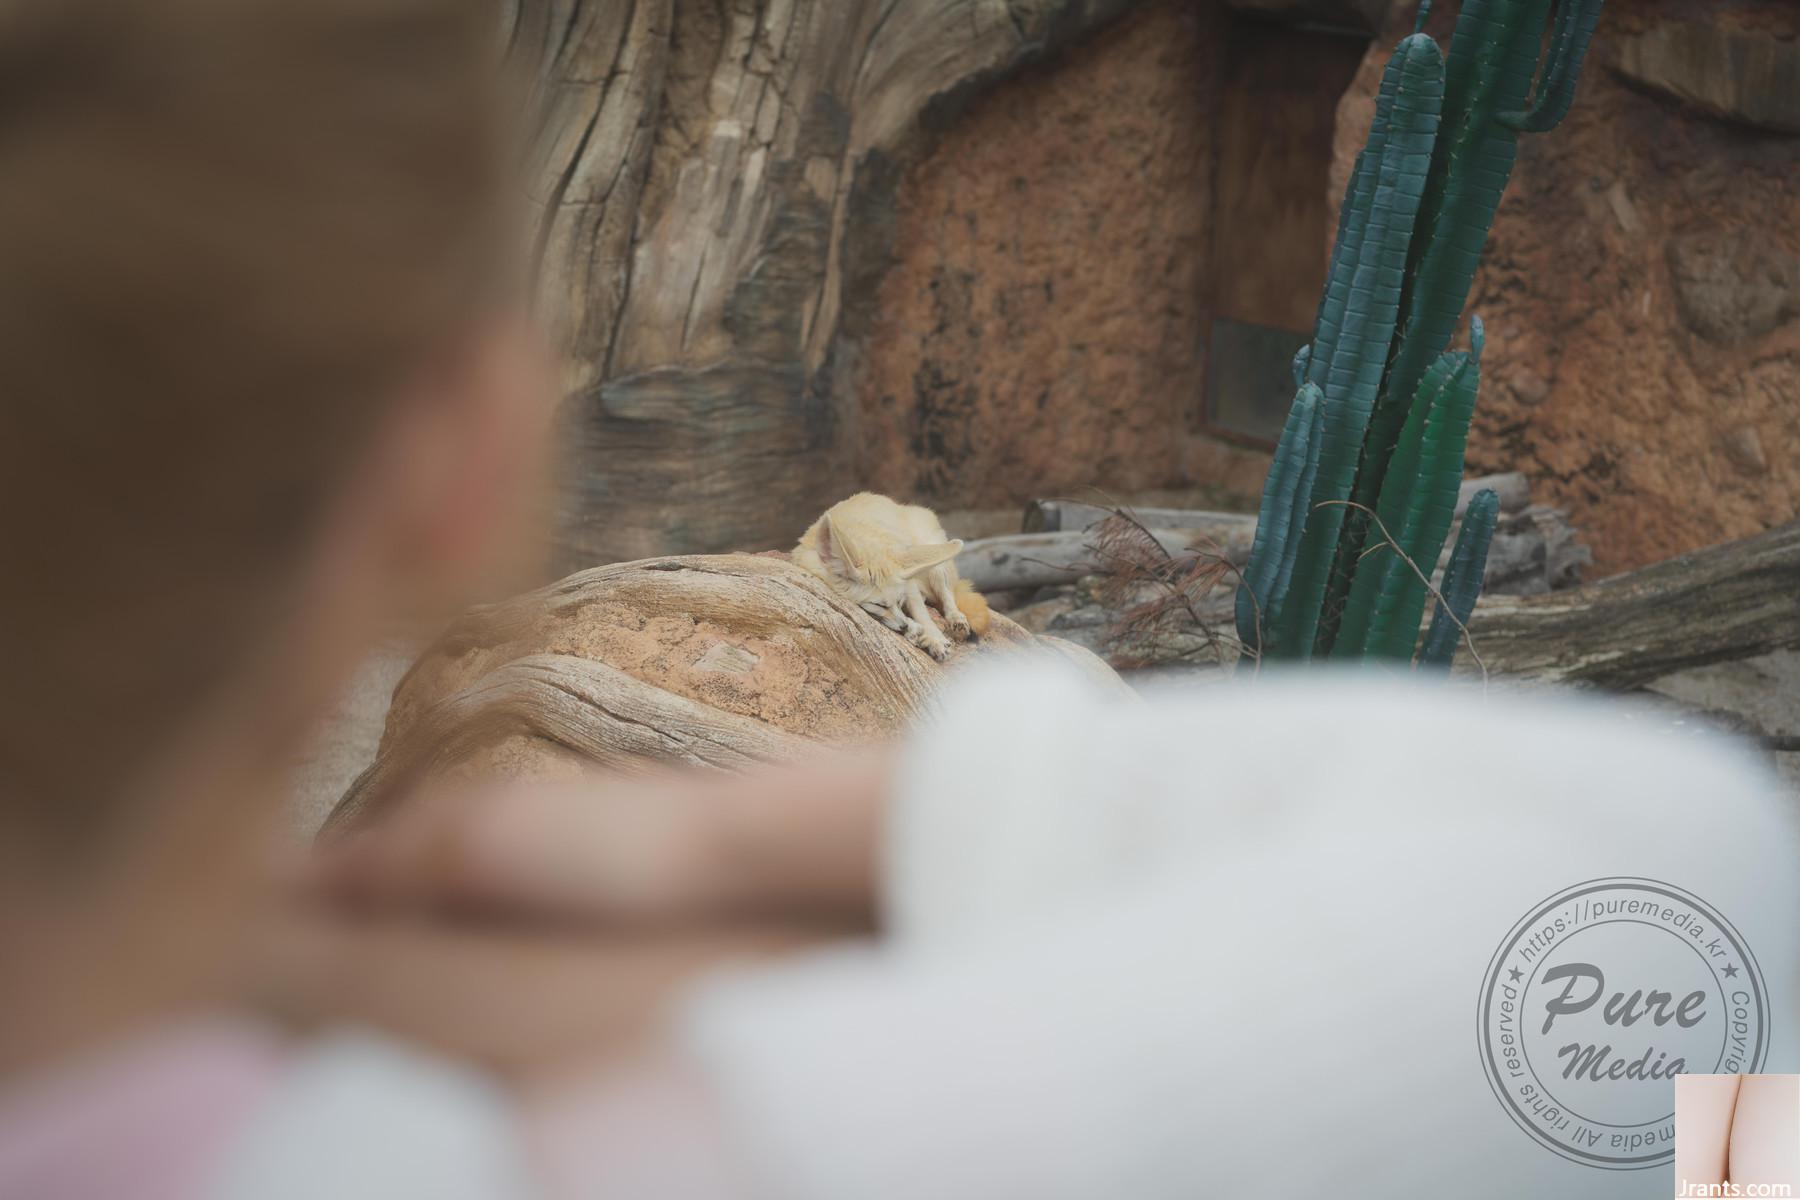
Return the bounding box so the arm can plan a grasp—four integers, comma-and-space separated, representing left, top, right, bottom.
507, 0, 1154, 569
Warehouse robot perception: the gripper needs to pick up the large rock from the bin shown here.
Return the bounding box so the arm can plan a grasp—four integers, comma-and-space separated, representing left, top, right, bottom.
1666, 230, 1800, 345
1614, 23, 1800, 136
846, 0, 1351, 519
847, 2, 1221, 513
325, 554, 1121, 832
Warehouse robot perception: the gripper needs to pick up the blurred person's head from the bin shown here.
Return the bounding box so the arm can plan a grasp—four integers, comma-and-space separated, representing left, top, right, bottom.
0, 0, 547, 1055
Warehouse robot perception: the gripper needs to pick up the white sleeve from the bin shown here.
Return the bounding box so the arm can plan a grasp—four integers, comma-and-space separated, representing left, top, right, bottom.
884, 656, 1151, 948
207, 1031, 541, 1200
679, 658, 1800, 1200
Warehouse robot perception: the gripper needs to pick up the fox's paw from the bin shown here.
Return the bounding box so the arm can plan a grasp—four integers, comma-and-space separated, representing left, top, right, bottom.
944, 612, 972, 642
912, 630, 952, 661
863, 603, 908, 632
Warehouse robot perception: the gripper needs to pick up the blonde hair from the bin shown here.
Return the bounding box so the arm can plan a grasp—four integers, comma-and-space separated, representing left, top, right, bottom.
0, 0, 506, 843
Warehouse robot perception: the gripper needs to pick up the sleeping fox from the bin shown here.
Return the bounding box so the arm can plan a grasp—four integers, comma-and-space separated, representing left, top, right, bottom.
793, 492, 990, 661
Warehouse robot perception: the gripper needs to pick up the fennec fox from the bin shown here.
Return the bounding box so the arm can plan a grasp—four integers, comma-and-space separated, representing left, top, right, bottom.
794, 492, 991, 661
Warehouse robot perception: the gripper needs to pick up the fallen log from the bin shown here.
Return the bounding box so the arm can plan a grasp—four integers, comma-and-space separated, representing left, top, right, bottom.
959, 525, 1255, 593
970, 495, 1581, 596
1462, 520, 1800, 688
1021, 472, 1530, 536
999, 520, 1795, 687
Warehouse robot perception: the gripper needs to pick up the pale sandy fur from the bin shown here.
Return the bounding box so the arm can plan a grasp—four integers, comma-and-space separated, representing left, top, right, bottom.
794, 492, 990, 661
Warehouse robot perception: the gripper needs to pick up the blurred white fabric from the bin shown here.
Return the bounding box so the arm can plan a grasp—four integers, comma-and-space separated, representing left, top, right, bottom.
207, 1033, 538, 1200
683, 657, 1800, 1200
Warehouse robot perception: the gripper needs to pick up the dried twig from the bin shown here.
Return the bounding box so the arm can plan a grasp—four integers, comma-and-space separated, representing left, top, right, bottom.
1064, 493, 1254, 670
1050, 490, 1478, 679
1313, 500, 1489, 684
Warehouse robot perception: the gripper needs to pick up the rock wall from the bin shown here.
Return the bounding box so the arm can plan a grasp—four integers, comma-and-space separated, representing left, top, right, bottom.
844, 0, 1357, 515
534, 0, 1793, 571
849, 1, 1221, 508
1334, 0, 1800, 575
849, 0, 1798, 575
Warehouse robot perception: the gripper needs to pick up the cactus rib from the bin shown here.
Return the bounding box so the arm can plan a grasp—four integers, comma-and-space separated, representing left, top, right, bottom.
1276, 32, 1444, 659
1418, 487, 1499, 671
1366, 342, 1481, 659
1501, 0, 1605, 131
1331, 348, 1467, 659
1236, 383, 1326, 656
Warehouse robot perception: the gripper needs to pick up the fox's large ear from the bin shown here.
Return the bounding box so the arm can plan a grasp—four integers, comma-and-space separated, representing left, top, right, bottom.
896, 540, 963, 578
821, 513, 866, 570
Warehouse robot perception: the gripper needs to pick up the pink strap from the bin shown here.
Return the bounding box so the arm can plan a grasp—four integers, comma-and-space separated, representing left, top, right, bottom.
0, 1018, 285, 1200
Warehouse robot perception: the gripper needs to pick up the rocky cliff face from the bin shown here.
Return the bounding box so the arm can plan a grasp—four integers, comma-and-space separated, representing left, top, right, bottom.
851, 3, 1216, 508
844, 0, 1358, 517
502, 0, 1796, 572
1333, 0, 1800, 574
853, 0, 1795, 575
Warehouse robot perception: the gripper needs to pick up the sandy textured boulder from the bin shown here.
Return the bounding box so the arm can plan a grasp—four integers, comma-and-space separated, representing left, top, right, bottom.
325, 554, 1120, 833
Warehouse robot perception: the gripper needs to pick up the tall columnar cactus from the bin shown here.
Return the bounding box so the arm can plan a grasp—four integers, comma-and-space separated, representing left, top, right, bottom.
1235, 0, 1603, 669
1418, 487, 1500, 671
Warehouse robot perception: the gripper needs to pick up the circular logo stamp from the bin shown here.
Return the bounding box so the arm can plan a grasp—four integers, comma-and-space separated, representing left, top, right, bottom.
1477, 877, 1768, 1169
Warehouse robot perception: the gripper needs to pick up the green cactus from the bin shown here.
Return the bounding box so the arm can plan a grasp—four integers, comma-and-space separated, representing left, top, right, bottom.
1418, 487, 1500, 672
1278, 30, 1443, 659
1236, 0, 1603, 669
1325, 0, 1605, 650
1332, 319, 1483, 661
1235, 381, 1325, 656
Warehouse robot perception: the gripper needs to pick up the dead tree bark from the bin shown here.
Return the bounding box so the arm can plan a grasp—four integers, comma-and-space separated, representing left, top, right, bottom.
1004, 476, 1584, 596
960, 525, 1256, 592
1463, 521, 1800, 689
506, 0, 1153, 569
1020, 472, 1531, 535
1000, 519, 1795, 682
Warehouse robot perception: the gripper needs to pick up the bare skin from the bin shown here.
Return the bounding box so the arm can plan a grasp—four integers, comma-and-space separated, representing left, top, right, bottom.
314, 754, 889, 932
1729, 1074, 1800, 1188
1675, 1073, 1800, 1194
275, 754, 890, 1077
257, 903, 846, 1082
1676, 1074, 1740, 1193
